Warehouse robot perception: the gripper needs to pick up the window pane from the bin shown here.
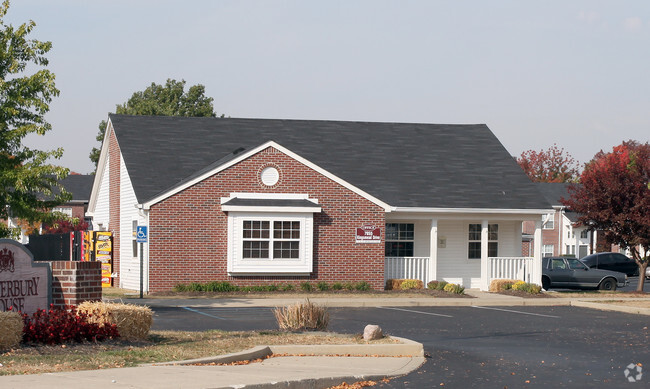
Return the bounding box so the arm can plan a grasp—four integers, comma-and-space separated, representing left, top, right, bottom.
488, 224, 498, 240
386, 224, 398, 240
488, 242, 498, 257
385, 241, 413, 257
243, 241, 269, 259
273, 241, 299, 258
469, 224, 481, 241
468, 242, 481, 259
386, 223, 414, 241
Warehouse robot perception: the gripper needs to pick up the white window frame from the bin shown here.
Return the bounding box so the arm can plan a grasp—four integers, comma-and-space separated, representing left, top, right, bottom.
52, 207, 73, 217
543, 213, 555, 230
543, 244, 554, 257
468, 223, 498, 259
227, 211, 314, 275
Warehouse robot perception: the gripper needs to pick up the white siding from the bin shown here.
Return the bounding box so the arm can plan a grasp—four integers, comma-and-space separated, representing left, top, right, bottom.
92, 155, 110, 230
119, 156, 146, 291
436, 220, 521, 289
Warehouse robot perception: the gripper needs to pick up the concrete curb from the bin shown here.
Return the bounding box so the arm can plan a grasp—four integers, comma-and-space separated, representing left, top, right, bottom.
234, 357, 426, 389
152, 336, 424, 366
571, 300, 650, 315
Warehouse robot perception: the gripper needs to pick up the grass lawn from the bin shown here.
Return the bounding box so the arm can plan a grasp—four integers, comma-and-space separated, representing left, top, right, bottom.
0, 330, 394, 376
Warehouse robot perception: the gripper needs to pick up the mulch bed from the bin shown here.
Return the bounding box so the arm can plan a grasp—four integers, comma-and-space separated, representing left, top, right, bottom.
494, 290, 554, 298
148, 289, 474, 298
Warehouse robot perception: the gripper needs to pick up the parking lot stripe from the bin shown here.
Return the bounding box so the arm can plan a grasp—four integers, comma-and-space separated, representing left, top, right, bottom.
472, 306, 560, 318
182, 307, 226, 320
378, 307, 453, 318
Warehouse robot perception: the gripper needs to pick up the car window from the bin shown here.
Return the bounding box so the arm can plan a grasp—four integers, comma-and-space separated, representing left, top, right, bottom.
599, 254, 614, 265
613, 253, 632, 263
551, 259, 566, 270
567, 258, 587, 270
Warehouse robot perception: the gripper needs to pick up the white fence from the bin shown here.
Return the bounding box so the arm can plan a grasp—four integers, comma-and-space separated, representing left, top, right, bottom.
480, 256, 541, 291
384, 257, 430, 285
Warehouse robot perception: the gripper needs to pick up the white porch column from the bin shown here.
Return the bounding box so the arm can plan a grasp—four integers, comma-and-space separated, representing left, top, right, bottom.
480, 220, 489, 291
429, 218, 438, 283
533, 220, 543, 286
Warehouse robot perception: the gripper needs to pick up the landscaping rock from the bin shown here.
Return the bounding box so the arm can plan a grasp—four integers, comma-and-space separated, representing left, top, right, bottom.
363, 324, 384, 341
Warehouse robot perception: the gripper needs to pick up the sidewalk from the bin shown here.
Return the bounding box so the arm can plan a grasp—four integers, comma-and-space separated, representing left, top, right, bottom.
0, 339, 425, 389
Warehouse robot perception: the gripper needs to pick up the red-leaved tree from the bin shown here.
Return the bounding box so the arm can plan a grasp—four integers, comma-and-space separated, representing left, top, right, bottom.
517, 144, 580, 182
42, 219, 88, 234
562, 141, 650, 292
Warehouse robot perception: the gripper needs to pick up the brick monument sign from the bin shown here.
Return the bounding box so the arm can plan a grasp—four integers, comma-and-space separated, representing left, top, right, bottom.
0, 239, 51, 314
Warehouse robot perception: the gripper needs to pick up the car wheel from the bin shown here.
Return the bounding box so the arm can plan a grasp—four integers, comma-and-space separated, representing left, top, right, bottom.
542, 277, 550, 291
598, 278, 617, 291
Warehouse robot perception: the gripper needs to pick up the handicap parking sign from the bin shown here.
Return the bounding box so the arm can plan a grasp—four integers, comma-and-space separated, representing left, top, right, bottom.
136, 226, 148, 243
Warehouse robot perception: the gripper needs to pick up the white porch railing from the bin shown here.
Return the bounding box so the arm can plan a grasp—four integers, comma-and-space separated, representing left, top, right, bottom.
384, 257, 430, 285
480, 256, 540, 291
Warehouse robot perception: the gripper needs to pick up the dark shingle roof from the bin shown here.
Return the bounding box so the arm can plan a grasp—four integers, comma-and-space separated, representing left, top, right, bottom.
109, 114, 551, 210
58, 175, 94, 202
533, 182, 575, 206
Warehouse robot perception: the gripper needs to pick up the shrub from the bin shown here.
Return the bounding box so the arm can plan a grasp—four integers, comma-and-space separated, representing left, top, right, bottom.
300, 282, 314, 292
204, 281, 239, 292
511, 281, 542, 294
354, 281, 372, 291
280, 283, 295, 291
267, 284, 279, 292
443, 283, 465, 294
331, 282, 343, 290
427, 280, 448, 290
22, 305, 119, 345
488, 279, 518, 292
0, 310, 23, 350
387, 279, 423, 290
78, 301, 153, 340
343, 282, 355, 291
400, 279, 424, 290
273, 299, 329, 331
316, 281, 330, 291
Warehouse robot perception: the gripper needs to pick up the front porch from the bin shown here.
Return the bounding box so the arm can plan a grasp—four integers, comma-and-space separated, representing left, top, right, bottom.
383, 214, 544, 291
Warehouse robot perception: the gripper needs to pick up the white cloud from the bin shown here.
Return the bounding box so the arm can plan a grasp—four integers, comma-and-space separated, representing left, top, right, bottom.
578, 10, 600, 23
624, 17, 643, 31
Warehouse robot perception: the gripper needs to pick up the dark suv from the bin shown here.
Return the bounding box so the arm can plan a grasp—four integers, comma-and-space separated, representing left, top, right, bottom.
579, 252, 638, 276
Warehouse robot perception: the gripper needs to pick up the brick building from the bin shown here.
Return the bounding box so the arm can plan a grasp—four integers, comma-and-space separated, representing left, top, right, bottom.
88, 115, 551, 292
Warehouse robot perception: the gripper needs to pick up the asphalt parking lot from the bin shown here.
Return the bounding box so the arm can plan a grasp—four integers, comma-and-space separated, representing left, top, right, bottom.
151, 304, 649, 388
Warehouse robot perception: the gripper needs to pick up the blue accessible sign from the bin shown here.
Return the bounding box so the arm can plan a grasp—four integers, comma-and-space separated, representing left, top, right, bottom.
136, 226, 148, 243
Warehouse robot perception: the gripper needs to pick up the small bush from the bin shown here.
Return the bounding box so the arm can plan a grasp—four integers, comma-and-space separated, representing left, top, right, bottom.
316, 281, 330, 291
300, 282, 314, 292
400, 279, 424, 290
511, 281, 542, 294
331, 282, 343, 290
0, 310, 23, 350
267, 284, 279, 292
488, 279, 518, 292
427, 280, 448, 290
386, 279, 423, 290
280, 283, 295, 291
443, 283, 465, 294
22, 305, 119, 345
354, 281, 372, 291
273, 299, 329, 331
204, 281, 239, 292
343, 282, 355, 291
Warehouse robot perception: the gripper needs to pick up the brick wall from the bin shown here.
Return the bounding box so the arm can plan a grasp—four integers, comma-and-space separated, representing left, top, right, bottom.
148, 146, 386, 291
47, 261, 102, 308
108, 128, 121, 287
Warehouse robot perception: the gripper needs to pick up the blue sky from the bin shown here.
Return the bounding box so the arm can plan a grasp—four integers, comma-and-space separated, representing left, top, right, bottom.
7, 0, 650, 174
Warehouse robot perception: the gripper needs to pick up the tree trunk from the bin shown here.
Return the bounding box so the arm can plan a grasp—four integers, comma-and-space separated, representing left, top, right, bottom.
637, 262, 647, 292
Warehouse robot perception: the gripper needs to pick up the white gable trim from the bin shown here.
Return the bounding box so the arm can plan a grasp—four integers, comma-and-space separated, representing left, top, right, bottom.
87, 119, 113, 215
141, 141, 392, 211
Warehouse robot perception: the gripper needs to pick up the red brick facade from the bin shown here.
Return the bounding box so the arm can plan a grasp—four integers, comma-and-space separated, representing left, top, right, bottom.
48, 261, 102, 308
147, 146, 386, 291
108, 128, 121, 287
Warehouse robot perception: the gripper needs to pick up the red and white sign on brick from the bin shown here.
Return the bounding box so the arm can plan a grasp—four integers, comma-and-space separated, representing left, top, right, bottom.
355, 225, 381, 244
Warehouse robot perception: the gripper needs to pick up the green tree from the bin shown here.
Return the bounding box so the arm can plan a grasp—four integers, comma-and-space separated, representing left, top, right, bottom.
89, 79, 220, 167
0, 0, 70, 238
